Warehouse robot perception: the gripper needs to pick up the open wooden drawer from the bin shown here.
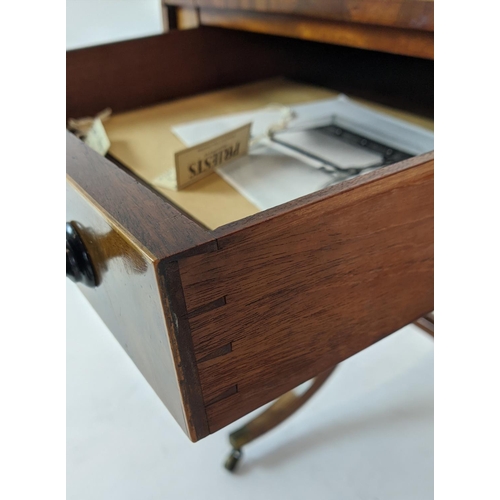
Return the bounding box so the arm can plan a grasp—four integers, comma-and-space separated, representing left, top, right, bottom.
66, 27, 433, 441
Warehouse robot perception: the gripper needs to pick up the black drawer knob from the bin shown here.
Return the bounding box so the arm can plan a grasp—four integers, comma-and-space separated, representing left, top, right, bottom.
66, 222, 97, 287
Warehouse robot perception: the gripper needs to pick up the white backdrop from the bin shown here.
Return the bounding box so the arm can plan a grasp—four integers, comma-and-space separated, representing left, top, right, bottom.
66, 0, 162, 50
67, 282, 433, 500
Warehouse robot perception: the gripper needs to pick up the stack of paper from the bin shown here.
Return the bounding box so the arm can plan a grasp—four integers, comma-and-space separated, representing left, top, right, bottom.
172, 95, 434, 210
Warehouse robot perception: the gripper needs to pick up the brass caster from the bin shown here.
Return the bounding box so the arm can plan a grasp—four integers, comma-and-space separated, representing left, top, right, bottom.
224, 448, 243, 472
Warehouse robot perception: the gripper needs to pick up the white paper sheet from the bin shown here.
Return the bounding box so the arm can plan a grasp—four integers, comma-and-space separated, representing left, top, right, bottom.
218, 143, 333, 210
172, 96, 434, 210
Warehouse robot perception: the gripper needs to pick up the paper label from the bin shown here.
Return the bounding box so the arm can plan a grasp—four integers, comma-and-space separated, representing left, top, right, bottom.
174, 123, 251, 189
84, 118, 111, 156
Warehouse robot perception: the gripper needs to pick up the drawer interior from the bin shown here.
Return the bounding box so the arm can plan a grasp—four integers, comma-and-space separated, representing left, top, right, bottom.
67, 27, 433, 231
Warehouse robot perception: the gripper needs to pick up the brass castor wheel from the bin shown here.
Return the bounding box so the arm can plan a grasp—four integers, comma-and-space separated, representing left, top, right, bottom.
224, 448, 243, 472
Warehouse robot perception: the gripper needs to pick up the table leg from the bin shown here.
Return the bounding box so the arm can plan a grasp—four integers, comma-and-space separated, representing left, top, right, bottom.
224, 365, 337, 472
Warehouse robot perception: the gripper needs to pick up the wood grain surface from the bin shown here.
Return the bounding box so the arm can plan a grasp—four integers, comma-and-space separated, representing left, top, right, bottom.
177, 153, 434, 431
199, 9, 434, 59
67, 28, 433, 123
66, 182, 192, 436
156, 259, 211, 439
67, 28, 286, 120
167, 0, 434, 31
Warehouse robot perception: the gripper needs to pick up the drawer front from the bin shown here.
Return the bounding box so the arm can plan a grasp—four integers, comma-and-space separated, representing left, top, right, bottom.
66, 181, 190, 435
67, 132, 218, 441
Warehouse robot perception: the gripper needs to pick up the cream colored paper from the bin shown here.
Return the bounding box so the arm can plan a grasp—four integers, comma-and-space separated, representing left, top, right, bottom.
84, 118, 111, 156
68, 108, 112, 156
